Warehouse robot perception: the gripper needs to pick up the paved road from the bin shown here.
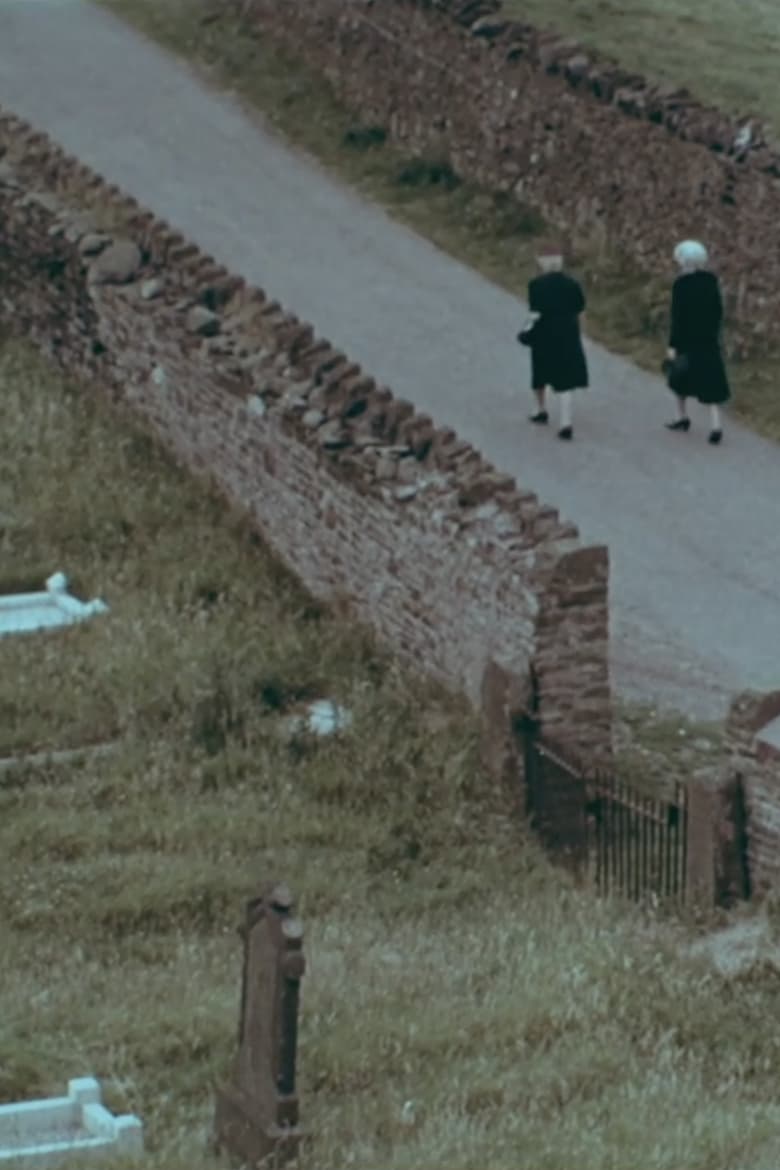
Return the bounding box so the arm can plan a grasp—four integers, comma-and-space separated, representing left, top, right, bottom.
1, 0, 778, 720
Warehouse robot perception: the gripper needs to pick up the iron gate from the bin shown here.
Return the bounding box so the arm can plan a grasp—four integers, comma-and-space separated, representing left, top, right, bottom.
521, 719, 688, 903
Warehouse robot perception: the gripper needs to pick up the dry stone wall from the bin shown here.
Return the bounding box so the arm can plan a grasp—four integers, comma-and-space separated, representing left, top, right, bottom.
231, 0, 780, 352
0, 108, 611, 765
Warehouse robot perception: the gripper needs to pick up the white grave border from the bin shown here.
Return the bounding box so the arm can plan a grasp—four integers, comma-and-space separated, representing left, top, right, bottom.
0, 571, 108, 638
0, 1077, 143, 1166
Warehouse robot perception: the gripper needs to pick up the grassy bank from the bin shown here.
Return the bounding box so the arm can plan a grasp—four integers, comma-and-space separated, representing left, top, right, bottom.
504, 0, 780, 130
95, 0, 780, 442
3, 341, 780, 1168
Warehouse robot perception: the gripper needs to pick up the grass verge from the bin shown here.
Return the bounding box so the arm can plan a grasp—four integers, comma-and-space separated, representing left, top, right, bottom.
94, 0, 780, 441
612, 700, 725, 798
502, 0, 780, 132
3, 339, 780, 1168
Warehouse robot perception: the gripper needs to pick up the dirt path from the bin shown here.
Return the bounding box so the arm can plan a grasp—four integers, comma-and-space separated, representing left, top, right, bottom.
1, 0, 779, 719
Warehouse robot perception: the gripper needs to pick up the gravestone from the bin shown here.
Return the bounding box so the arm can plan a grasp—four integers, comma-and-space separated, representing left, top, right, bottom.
214, 883, 305, 1167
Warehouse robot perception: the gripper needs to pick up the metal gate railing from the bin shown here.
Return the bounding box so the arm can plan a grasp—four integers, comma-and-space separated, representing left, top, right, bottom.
521, 719, 688, 903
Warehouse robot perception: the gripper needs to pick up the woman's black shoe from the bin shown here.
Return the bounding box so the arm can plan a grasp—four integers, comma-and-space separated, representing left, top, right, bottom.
529, 411, 549, 424
665, 418, 691, 432
558, 426, 573, 441
708, 429, 723, 445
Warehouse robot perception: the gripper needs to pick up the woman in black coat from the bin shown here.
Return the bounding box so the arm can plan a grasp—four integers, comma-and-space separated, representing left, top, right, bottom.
519, 245, 589, 441
665, 239, 730, 444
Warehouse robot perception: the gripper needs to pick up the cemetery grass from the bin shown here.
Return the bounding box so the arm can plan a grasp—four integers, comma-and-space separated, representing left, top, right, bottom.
3, 349, 780, 1170
98, 0, 780, 444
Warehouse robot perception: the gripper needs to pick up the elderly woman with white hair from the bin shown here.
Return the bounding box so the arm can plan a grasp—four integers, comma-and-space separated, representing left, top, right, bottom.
664, 239, 730, 443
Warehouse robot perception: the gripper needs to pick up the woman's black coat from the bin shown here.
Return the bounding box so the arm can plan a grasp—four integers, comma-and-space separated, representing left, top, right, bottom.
668, 270, 731, 405
525, 271, 589, 393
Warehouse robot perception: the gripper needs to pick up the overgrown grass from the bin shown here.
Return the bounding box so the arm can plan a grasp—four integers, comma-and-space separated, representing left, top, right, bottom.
503, 0, 780, 130
95, 0, 780, 441
612, 700, 725, 798
3, 341, 780, 1168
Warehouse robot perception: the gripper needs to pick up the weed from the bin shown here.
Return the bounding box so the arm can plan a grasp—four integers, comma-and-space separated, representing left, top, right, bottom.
343, 124, 388, 151
395, 155, 462, 191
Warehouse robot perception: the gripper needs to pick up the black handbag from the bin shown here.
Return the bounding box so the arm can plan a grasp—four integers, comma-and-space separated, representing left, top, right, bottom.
662, 353, 689, 393
517, 319, 537, 347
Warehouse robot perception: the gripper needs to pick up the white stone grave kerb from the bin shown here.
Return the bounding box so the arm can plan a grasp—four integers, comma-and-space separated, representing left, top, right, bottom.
0, 1077, 143, 1166
0, 572, 108, 638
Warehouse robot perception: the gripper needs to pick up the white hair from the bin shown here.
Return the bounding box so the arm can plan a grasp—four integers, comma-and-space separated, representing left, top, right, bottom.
674, 239, 709, 270
537, 253, 563, 273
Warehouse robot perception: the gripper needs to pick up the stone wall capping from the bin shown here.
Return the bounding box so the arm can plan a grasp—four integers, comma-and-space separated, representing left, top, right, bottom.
259, 298, 283, 316
192, 256, 227, 281
296, 337, 330, 365
276, 308, 303, 328
332, 359, 362, 381
167, 241, 200, 265
75, 160, 102, 185
273, 320, 309, 351
124, 210, 156, 233
357, 386, 392, 421
141, 218, 173, 244
23, 129, 50, 149
164, 229, 188, 250
192, 250, 217, 270
239, 285, 269, 308
340, 373, 376, 397
118, 190, 142, 212
221, 275, 249, 305
310, 344, 340, 372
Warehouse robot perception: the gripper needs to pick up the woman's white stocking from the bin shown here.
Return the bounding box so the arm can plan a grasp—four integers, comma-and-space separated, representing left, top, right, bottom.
559, 391, 573, 430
